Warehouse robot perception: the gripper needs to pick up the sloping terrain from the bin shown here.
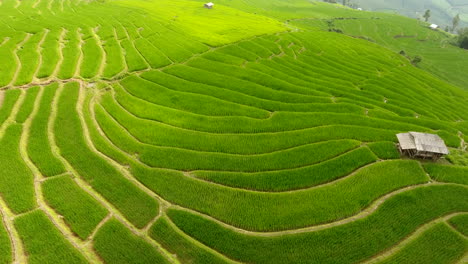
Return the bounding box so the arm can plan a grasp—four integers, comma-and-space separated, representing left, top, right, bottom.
357, 0, 468, 29
0, 0, 467, 263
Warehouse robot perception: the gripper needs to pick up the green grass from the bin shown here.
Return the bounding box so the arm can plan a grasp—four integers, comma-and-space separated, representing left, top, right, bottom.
14, 210, 87, 264
119, 76, 268, 118
54, 82, 158, 228
42, 176, 108, 240
378, 223, 468, 264
149, 216, 230, 264
446, 148, 468, 166
0, 34, 26, 87
115, 0, 287, 46
57, 29, 80, 79
0, 124, 35, 213
130, 160, 428, 231
0, 89, 21, 125
424, 163, 468, 185
79, 29, 102, 79
93, 219, 171, 264
0, 0, 467, 262
27, 83, 67, 176
194, 147, 378, 191
120, 39, 148, 72
166, 184, 468, 264
448, 214, 468, 237
0, 215, 11, 264
134, 38, 172, 68
14, 32, 43, 86
101, 36, 125, 78
15, 86, 39, 123
367, 142, 401, 160
36, 30, 61, 79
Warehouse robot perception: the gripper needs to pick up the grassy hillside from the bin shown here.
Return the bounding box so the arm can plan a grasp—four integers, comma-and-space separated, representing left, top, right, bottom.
356, 0, 468, 29
0, 0, 466, 263
291, 11, 468, 90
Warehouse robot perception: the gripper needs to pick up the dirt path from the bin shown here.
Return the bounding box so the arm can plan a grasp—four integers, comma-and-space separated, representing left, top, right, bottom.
456, 252, 468, 264
0, 91, 4, 109
73, 28, 84, 78
164, 215, 241, 264
362, 213, 466, 264
0, 197, 25, 264
168, 183, 444, 237
78, 85, 179, 264
0, 89, 25, 140
50, 28, 67, 80
18, 85, 102, 263
113, 27, 128, 76
32, 29, 49, 83
32, 0, 41, 9
8, 34, 32, 87
88, 96, 455, 238
91, 26, 106, 78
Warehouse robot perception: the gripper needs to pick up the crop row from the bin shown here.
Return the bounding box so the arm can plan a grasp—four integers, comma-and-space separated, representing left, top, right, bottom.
424, 164, 468, 185
0, 34, 27, 87
57, 29, 80, 80
115, 80, 364, 133
93, 219, 170, 264
166, 184, 468, 263
114, 79, 443, 135
194, 147, 377, 191
101, 90, 418, 154
14, 32, 43, 86
15, 86, 39, 123
96, 104, 364, 171
0, 89, 21, 125
36, 29, 61, 79
54, 81, 158, 228
149, 216, 231, 264
83, 109, 431, 231
14, 210, 87, 264
0, 124, 35, 214
79, 28, 103, 79
140, 69, 364, 114
128, 159, 428, 231
27, 83, 67, 176
377, 222, 467, 264
42, 175, 108, 240
448, 214, 468, 237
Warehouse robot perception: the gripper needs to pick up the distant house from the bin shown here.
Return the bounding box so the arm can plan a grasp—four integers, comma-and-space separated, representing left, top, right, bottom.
429, 24, 439, 30
396, 132, 449, 160
204, 2, 214, 9
357, 8, 363, 11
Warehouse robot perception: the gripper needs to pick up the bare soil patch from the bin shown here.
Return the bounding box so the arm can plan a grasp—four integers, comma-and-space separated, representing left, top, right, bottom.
0, 91, 4, 108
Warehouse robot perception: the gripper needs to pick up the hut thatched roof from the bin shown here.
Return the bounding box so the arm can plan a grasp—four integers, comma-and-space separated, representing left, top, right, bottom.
397, 132, 449, 155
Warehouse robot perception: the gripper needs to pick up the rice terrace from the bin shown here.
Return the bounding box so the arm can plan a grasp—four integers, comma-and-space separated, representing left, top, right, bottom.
0, 0, 467, 263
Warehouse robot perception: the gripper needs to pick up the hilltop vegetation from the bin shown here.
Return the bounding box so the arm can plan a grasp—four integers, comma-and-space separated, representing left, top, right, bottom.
356, 0, 468, 29
0, 0, 466, 263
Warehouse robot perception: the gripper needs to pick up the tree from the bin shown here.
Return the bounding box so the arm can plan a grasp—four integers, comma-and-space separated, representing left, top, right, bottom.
423, 10, 431, 22
452, 14, 460, 32
342, 0, 348, 6
458, 28, 468, 49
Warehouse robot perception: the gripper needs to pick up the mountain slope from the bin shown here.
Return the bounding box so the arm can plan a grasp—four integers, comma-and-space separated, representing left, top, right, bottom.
0, 0, 466, 263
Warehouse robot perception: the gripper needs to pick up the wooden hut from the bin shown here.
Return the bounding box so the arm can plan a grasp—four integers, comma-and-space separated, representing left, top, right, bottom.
396, 132, 449, 160
204, 2, 214, 9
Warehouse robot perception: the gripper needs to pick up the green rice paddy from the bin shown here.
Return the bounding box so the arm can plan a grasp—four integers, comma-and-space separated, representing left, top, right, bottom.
0, 0, 466, 263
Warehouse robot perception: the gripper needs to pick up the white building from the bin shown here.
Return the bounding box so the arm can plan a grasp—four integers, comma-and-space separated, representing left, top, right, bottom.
204, 2, 214, 9
430, 24, 439, 30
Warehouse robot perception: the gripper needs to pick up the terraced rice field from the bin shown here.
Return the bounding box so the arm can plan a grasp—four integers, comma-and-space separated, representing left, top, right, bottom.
0, 0, 467, 263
